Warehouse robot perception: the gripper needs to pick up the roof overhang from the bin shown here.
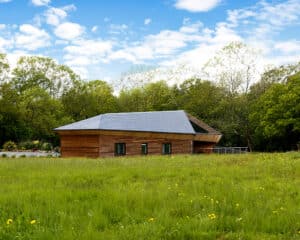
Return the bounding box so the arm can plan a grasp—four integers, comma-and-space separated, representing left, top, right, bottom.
55, 129, 222, 143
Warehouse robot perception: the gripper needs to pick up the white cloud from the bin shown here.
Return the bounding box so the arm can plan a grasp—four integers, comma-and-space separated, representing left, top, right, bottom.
0, 0, 11, 3
44, 5, 76, 26
144, 18, 151, 25
256, 0, 300, 27
54, 22, 84, 40
15, 24, 50, 50
31, 0, 50, 6
180, 21, 202, 33
0, 37, 10, 52
63, 39, 113, 67
91, 26, 98, 32
45, 8, 66, 26
226, 0, 300, 39
175, 0, 221, 12
274, 41, 300, 53
0, 24, 6, 30
109, 24, 128, 34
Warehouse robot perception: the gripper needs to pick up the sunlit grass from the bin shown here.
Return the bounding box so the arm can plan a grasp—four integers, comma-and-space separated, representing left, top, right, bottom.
0, 153, 299, 239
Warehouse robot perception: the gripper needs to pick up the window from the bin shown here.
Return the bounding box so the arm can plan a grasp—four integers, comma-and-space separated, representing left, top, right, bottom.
141, 143, 148, 155
115, 143, 126, 156
162, 143, 171, 155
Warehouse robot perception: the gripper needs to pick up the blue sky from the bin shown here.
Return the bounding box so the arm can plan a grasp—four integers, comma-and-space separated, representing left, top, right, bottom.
0, 0, 300, 84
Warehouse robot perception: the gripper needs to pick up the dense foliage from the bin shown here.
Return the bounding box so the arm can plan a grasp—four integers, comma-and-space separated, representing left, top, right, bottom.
0, 153, 299, 239
0, 45, 299, 151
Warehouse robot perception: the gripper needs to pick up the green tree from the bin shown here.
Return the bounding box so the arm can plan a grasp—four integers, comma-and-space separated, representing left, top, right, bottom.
12, 56, 79, 98
0, 53, 10, 84
177, 79, 223, 124
0, 83, 23, 146
203, 42, 261, 95
117, 81, 178, 112
143, 81, 178, 111
250, 72, 300, 151
118, 88, 146, 112
62, 80, 118, 121
18, 87, 70, 141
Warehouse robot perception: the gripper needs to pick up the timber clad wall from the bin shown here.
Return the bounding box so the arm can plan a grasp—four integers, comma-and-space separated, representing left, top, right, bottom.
60, 133, 192, 158
56, 111, 222, 158
61, 135, 99, 158
193, 142, 216, 154
99, 134, 192, 157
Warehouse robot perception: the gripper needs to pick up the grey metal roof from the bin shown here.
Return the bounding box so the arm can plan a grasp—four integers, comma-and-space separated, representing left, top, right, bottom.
55, 110, 197, 134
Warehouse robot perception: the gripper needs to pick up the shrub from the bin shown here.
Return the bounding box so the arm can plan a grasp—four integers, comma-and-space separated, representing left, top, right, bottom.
32, 140, 41, 150
2, 141, 17, 151
1, 153, 7, 158
19, 141, 35, 150
41, 142, 53, 151
53, 146, 60, 153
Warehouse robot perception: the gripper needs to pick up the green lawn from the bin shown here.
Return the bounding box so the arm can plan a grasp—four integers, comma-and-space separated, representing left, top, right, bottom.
0, 153, 299, 239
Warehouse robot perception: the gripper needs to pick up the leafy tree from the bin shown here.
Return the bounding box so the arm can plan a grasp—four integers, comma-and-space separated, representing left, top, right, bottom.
250, 72, 300, 151
62, 80, 118, 121
0, 53, 10, 84
0, 83, 23, 146
177, 79, 224, 124
118, 88, 147, 112
203, 42, 261, 95
18, 87, 71, 141
143, 81, 178, 111
118, 81, 178, 112
12, 56, 79, 98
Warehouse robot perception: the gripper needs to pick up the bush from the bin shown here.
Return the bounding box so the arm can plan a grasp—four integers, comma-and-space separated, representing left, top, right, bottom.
19, 141, 35, 150
53, 146, 60, 153
32, 140, 41, 150
41, 142, 53, 151
2, 141, 17, 151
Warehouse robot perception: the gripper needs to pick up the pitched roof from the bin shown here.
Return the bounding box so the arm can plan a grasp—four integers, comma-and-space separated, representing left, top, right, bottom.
55, 110, 219, 135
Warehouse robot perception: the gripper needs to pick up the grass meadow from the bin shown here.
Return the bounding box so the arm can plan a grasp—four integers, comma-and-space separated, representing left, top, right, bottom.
0, 153, 299, 239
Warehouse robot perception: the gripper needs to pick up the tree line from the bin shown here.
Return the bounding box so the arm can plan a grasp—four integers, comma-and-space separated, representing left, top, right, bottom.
0, 43, 299, 151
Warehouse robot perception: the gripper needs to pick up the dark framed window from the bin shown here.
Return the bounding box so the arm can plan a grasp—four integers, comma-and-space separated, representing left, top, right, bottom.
162, 143, 171, 155
141, 143, 148, 155
115, 143, 126, 156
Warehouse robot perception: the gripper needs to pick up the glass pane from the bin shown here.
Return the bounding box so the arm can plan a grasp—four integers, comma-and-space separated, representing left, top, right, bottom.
141, 143, 148, 155
163, 143, 171, 154
115, 143, 126, 155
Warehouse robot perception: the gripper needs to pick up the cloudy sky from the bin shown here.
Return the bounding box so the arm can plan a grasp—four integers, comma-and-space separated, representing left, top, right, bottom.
0, 0, 300, 82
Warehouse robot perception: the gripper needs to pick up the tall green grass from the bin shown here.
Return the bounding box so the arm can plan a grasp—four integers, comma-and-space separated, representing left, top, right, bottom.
0, 153, 299, 239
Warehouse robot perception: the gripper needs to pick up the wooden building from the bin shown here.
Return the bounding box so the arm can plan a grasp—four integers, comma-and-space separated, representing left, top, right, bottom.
54, 110, 222, 158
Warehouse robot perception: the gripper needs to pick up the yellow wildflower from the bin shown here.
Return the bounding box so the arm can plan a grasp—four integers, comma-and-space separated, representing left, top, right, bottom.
6, 219, 13, 225
235, 203, 240, 208
208, 213, 216, 220
30, 219, 37, 224
148, 217, 155, 222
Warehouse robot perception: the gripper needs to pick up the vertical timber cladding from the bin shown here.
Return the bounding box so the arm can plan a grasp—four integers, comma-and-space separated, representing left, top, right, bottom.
99, 131, 193, 157
193, 141, 216, 153
60, 135, 99, 158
